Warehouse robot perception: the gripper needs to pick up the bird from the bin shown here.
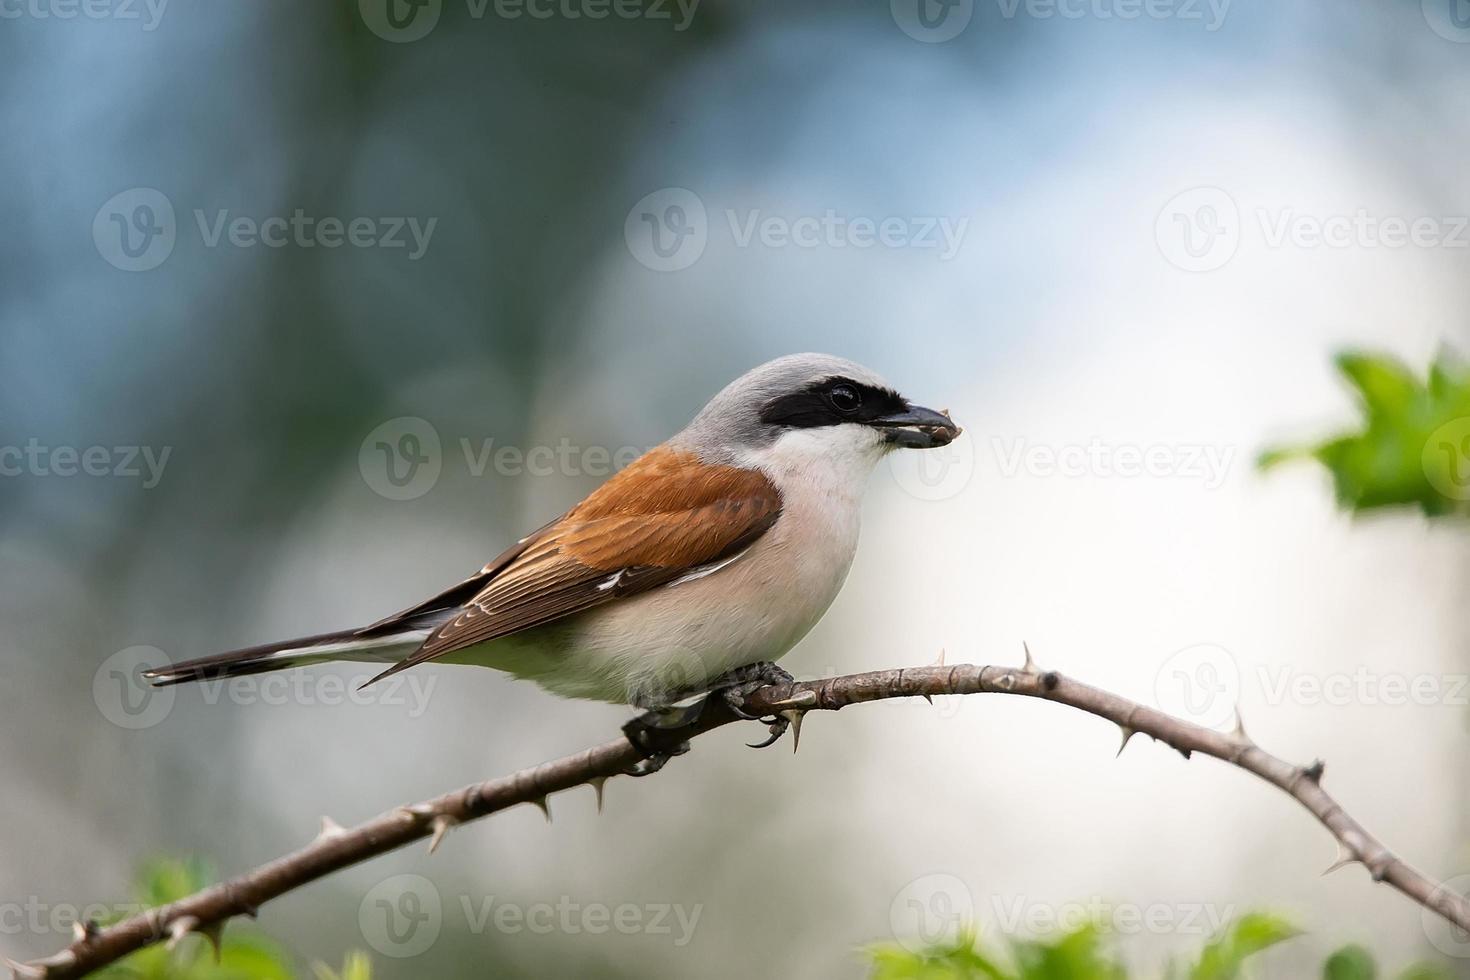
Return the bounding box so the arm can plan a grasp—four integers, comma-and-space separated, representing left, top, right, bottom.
143, 353, 959, 768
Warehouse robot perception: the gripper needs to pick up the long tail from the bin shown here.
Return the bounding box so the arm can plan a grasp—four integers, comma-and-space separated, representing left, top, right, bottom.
142, 628, 431, 688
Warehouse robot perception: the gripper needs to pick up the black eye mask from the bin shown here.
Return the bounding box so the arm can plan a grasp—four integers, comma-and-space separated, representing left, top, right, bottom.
759, 376, 909, 429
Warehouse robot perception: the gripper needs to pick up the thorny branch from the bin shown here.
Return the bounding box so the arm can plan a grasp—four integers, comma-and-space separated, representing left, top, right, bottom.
19, 652, 1470, 978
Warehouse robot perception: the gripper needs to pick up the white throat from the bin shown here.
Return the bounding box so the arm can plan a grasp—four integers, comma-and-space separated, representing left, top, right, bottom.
738, 425, 891, 505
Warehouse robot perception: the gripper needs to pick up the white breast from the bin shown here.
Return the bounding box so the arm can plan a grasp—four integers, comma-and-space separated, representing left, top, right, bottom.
463, 426, 887, 704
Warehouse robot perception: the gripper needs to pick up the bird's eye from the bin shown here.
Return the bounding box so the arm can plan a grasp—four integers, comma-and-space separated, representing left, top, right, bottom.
829, 384, 861, 413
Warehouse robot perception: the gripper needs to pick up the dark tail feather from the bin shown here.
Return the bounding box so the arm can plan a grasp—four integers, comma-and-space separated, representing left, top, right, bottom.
142, 627, 427, 688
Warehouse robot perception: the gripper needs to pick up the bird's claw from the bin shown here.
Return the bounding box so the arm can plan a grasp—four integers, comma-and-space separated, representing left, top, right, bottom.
624, 751, 685, 777
623, 661, 808, 762
621, 708, 694, 776
723, 692, 767, 721
714, 661, 795, 721
745, 713, 790, 749
708, 661, 809, 750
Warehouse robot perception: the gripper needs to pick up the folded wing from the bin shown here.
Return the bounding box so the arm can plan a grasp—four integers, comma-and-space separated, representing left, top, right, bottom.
362, 447, 782, 686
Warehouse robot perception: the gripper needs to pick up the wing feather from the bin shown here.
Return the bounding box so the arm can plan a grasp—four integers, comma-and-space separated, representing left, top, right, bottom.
362, 447, 781, 685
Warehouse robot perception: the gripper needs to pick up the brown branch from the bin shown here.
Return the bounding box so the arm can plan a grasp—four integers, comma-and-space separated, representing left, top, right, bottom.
20, 657, 1470, 978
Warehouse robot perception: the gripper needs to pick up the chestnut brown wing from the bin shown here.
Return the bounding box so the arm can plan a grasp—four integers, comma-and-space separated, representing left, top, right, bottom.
362, 447, 782, 686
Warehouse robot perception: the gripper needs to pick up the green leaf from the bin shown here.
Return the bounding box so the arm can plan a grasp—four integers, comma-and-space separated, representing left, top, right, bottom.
95, 858, 301, 980
1323, 945, 1376, 980
208, 937, 297, 980
864, 929, 1010, 980
131, 856, 215, 910
1012, 923, 1127, 980
1260, 350, 1470, 517
1188, 912, 1300, 980
1335, 351, 1417, 417
866, 911, 1317, 980
312, 951, 375, 980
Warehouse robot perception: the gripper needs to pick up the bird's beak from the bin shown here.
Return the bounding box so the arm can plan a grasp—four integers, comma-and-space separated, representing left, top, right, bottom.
867, 405, 961, 449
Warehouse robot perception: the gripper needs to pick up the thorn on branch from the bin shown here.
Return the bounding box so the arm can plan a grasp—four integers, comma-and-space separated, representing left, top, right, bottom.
165, 916, 199, 952
317, 816, 347, 841
396, 803, 434, 828
162, 919, 225, 962
1324, 843, 1359, 876
1229, 706, 1249, 738
766, 690, 817, 711
70, 918, 99, 944
228, 890, 259, 921
428, 814, 459, 854
201, 921, 226, 961
4, 956, 47, 979
21, 657, 1469, 976
780, 709, 806, 753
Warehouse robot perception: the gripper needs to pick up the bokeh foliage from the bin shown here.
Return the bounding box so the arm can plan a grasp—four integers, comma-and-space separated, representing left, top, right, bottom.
866, 913, 1444, 980
1259, 351, 1470, 517
82, 861, 1451, 980
94, 858, 369, 980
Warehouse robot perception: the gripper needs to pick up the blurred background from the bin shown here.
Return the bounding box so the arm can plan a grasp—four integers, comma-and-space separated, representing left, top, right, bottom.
4, 0, 1470, 976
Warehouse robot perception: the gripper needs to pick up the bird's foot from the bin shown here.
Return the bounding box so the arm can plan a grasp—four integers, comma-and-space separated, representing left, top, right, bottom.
623, 751, 683, 777
745, 712, 791, 750
709, 662, 812, 750
620, 702, 700, 776
710, 661, 794, 720
622, 662, 815, 763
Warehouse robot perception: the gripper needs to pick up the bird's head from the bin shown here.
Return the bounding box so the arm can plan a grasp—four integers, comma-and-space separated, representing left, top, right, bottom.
677, 353, 960, 474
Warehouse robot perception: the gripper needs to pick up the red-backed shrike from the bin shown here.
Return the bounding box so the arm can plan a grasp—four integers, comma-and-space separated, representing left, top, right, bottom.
145, 354, 958, 762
